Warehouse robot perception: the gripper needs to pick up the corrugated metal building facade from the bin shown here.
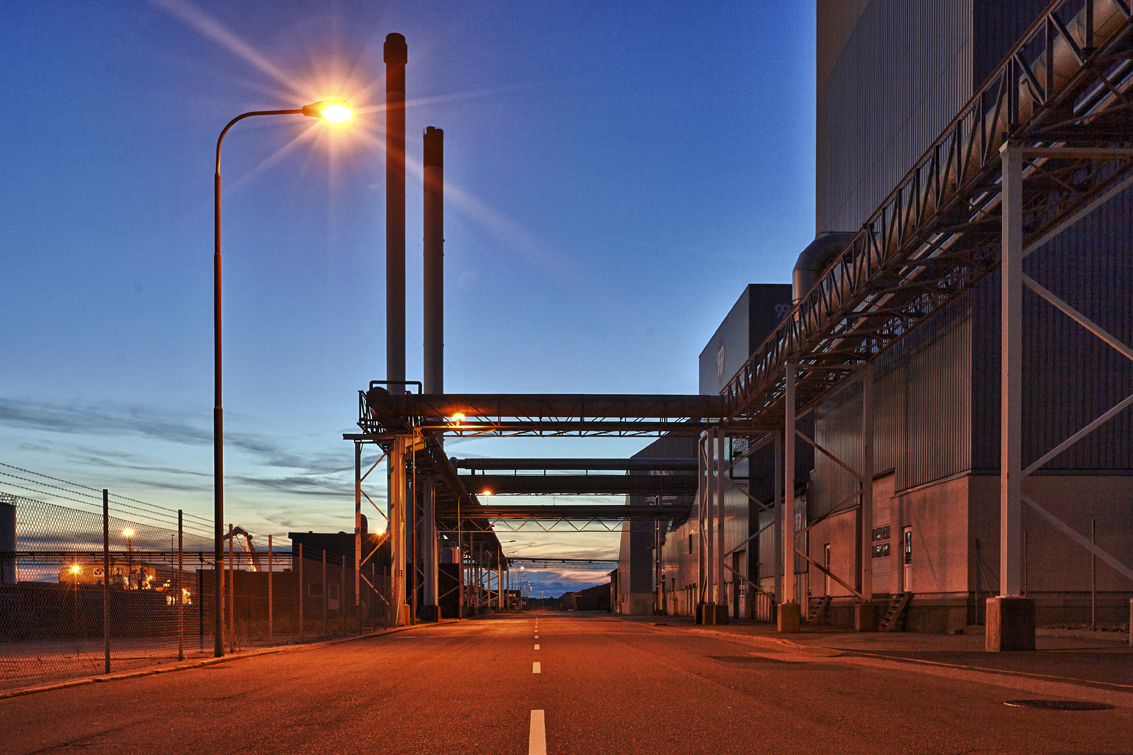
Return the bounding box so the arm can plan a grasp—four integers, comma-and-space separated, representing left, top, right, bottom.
808, 0, 1133, 631
651, 286, 793, 618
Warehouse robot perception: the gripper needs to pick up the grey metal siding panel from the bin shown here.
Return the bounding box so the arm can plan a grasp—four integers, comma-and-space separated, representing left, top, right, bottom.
811, 296, 972, 511
972, 185, 1133, 472
898, 303, 973, 490
816, 0, 972, 233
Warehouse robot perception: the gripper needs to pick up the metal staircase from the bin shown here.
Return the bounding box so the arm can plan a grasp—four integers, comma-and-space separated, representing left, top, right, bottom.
880, 593, 913, 632
806, 595, 831, 625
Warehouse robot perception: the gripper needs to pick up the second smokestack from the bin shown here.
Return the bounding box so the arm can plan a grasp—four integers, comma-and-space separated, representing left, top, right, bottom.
385, 32, 407, 393
423, 126, 444, 395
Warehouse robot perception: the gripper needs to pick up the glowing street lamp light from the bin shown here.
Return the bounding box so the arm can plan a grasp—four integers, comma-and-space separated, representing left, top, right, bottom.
213, 99, 351, 659
123, 529, 134, 589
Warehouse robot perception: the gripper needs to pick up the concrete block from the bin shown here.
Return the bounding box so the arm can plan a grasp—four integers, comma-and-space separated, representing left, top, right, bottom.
985, 597, 1035, 652
712, 604, 729, 625
777, 602, 801, 633
854, 602, 879, 632
418, 605, 438, 622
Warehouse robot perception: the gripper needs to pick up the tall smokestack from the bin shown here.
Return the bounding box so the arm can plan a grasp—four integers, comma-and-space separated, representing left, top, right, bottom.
423, 126, 444, 395
385, 33, 408, 393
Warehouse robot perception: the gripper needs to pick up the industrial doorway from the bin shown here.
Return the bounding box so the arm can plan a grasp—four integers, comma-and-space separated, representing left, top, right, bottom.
823, 544, 831, 595
902, 527, 912, 592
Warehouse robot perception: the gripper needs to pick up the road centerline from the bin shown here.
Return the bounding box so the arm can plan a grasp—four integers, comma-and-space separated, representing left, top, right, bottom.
529, 710, 546, 755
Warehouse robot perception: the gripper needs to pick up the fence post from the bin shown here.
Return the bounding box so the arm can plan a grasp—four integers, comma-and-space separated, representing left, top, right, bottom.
103, 489, 110, 674
340, 554, 346, 634
178, 510, 184, 661
227, 523, 234, 651
268, 534, 273, 645
322, 549, 327, 638
198, 552, 204, 651
298, 543, 304, 642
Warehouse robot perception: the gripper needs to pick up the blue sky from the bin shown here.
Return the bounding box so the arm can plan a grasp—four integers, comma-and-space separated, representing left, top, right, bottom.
0, 0, 816, 595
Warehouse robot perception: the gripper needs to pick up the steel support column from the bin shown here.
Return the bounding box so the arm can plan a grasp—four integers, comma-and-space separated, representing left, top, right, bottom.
354, 441, 362, 629
860, 363, 874, 601
987, 143, 1034, 652
773, 432, 782, 607
389, 437, 408, 626
716, 425, 726, 614
422, 479, 438, 617
1000, 144, 1024, 599
779, 363, 800, 632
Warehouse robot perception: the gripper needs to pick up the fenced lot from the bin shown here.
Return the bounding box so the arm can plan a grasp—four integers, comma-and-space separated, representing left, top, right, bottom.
1, 492, 389, 690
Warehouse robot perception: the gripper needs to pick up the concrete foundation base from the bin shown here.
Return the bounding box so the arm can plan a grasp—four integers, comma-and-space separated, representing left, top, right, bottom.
777, 602, 801, 633
419, 605, 439, 622
985, 597, 1035, 651
696, 603, 729, 625
854, 602, 879, 632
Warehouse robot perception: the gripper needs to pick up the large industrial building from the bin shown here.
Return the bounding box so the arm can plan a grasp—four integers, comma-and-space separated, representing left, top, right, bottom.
618, 0, 1133, 634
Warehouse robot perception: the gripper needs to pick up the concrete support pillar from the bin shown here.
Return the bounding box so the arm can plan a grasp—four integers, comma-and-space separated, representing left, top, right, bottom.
989, 143, 1033, 651
779, 363, 800, 633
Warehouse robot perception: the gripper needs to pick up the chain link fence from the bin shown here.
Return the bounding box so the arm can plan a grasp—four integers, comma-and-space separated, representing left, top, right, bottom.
0, 490, 391, 692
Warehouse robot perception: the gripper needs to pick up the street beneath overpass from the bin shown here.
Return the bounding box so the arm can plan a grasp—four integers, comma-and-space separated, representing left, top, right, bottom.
1, 612, 1130, 754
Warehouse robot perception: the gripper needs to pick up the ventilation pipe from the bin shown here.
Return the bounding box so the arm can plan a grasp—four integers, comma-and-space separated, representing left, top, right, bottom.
423, 126, 444, 395
385, 33, 408, 393
792, 232, 856, 302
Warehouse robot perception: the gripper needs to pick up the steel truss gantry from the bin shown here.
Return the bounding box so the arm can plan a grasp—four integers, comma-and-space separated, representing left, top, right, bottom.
738, 0, 1133, 642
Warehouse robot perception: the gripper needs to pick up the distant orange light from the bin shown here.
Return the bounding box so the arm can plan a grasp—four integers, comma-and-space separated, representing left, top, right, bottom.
481, 489, 492, 497
451, 413, 465, 426
122, 528, 134, 538
69, 564, 82, 575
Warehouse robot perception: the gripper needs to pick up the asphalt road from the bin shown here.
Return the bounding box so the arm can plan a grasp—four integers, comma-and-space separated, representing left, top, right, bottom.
1, 611, 1131, 754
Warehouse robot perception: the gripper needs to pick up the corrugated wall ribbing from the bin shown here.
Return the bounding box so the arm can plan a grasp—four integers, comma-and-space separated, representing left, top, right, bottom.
899, 305, 973, 489
812, 297, 973, 513
972, 185, 1133, 472
812, 384, 862, 519
816, 0, 972, 233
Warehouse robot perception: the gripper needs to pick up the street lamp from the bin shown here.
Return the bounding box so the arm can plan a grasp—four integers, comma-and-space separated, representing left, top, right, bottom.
213, 99, 352, 658
123, 529, 134, 589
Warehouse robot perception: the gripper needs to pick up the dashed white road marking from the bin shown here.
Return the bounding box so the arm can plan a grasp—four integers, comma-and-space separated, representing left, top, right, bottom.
533, 661, 541, 674
535, 644, 540, 650
529, 710, 546, 755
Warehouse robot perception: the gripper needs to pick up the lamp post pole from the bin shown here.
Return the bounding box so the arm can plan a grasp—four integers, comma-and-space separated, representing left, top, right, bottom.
212, 101, 351, 658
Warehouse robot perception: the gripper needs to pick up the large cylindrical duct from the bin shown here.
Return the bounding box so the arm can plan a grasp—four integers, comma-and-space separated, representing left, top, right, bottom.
792, 232, 856, 302
423, 126, 444, 395
385, 33, 408, 393
0, 497, 15, 585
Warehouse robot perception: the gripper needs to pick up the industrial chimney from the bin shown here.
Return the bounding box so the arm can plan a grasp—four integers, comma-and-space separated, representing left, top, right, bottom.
385, 33, 407, 392
423, 127, 444, 395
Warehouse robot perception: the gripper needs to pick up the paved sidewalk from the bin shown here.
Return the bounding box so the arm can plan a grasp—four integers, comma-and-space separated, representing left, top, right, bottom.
609, 613, 1133, 689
